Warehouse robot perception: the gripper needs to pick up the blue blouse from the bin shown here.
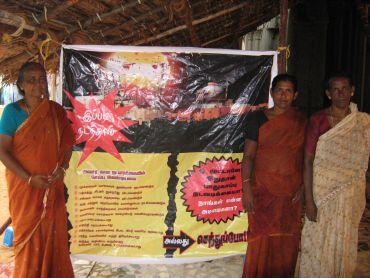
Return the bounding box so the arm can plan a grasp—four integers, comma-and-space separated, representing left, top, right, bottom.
0, 102, 28, 136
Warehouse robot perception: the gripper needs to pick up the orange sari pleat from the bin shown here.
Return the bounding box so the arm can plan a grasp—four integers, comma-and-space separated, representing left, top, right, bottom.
243, 108, 306, 278
6, 100, 75, 278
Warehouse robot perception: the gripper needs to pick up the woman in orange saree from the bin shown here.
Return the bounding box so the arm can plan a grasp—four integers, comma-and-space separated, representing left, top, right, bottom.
242, 74, 306, 277
0, 62, 75, 278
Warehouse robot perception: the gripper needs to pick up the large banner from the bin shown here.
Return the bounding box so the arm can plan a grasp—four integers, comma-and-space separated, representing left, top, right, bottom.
61, 45, 277, 263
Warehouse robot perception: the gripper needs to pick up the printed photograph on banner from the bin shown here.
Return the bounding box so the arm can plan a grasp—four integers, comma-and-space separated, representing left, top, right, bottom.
62, 49, 272, 156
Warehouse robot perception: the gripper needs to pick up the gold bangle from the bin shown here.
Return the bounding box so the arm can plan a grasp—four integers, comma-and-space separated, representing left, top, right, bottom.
243, 178, 251, 183
27, 175, 32, 185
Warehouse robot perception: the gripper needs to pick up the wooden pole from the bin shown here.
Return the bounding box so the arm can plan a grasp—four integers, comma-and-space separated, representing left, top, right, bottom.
278, 0, 289, 73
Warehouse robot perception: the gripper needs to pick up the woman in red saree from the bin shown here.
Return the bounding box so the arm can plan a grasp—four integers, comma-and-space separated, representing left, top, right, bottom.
0, 62, 75, 278
242, 74, 307, 277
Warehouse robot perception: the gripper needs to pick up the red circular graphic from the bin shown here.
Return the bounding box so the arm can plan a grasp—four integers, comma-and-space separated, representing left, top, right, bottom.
181, 157, 243, 224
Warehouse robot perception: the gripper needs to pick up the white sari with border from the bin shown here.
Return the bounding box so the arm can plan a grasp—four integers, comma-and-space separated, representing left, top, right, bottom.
297, 103, 369, 278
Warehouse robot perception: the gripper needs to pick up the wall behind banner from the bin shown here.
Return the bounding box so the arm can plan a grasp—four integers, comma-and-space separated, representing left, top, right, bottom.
61, 46, 277, 263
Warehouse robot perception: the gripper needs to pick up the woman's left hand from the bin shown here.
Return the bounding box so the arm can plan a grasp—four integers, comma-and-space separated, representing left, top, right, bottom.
292, 187, 303, 204
48, 167, 65, 184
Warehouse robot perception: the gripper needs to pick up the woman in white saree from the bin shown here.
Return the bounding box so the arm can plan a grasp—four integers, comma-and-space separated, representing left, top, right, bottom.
297, 73, 369, 277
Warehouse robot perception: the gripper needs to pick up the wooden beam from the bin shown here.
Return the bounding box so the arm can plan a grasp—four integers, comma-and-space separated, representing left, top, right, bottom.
109, 17, 168, 45
201, 33, 231, 47
185, 5, 200, 46
199, 2, 279, 48
8, 0, 40, 13
278, 0, 289, 73
201, 18, 262, 47
0, 10, 36, 32
102, 7, 163, 37
46, 0, 80, 22
66, 0, 142, 34
0, 9, 60, 44
133, 1, 251, 45
7, 1, 79, 31
171, 0, 200, 46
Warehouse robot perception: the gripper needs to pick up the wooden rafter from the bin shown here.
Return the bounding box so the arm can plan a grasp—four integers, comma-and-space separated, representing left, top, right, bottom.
184, 1, 200, 46
133, 1, 252, 45
109, 17, 168, 45
65, 0, 142, 34
101, 7, 163, 37
0, 0, 288, 83
169, 0, 200, 46
0, 9, 60, 42
0, 9, 36, 32
201, 15, 275, 47
34, 0, 80, 25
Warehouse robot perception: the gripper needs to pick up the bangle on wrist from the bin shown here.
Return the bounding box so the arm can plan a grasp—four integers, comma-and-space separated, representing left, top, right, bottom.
27, 175, 33, 185
243, 178, 251, 183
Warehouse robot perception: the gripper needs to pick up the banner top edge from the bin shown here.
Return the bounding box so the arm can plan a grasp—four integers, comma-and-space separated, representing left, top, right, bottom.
61, 44, 278, 56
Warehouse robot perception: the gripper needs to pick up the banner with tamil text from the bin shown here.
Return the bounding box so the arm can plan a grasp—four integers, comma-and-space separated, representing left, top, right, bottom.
61, 45, 277, 263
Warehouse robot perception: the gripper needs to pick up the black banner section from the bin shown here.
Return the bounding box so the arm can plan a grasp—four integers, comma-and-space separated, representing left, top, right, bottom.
63, 50, 273, 154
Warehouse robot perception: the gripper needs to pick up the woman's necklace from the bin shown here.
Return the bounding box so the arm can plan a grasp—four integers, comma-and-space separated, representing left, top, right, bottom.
329, 106, 350, 127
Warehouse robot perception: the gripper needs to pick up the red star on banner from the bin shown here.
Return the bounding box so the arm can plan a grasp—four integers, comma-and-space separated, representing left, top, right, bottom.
64, 88, 137, 166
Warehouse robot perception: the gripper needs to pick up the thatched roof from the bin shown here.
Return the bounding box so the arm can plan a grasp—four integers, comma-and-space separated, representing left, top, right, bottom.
0, 0, 290, 83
